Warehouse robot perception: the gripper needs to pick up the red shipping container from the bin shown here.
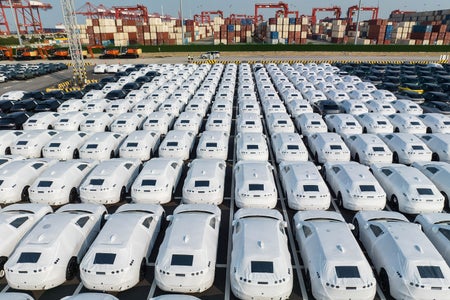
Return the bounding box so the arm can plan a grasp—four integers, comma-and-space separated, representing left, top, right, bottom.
268, 18, 276, 25
294, 31, 301, 39
92, 19, 99, 26
301, 25, 308, 31
415, 40, 423, 45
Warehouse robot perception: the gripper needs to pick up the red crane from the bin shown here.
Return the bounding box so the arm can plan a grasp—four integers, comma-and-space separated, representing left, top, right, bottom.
275, 9, 299, 19
347, 5, 379, 24
229, 14, 263, 24
311, 6, 342, 24
193, 10, 223, 24
389, 9, 416, 18
112, 5, 149, 23
0, 0, 52, 34
76, 2, 112, 19
254, 1, 289, 24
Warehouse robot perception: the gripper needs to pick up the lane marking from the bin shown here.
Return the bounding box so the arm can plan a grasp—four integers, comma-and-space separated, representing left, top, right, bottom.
73, 282, 83, 295
146, 280, 157, 300
0, 285, 9, 293
376, 284, 387, 300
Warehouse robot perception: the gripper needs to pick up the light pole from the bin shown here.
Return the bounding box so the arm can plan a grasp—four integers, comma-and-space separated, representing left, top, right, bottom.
180, 0, 185, 45
354, 0, 362, 45
8, 0, 22, 45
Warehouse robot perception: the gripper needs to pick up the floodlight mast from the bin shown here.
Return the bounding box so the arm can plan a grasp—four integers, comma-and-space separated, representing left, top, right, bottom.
61, 0, 87, 87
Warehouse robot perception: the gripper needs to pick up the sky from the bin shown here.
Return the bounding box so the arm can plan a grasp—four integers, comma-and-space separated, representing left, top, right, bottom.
17, 0, 450, 27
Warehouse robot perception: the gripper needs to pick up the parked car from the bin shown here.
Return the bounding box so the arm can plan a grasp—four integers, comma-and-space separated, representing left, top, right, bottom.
344, 134, 392, 165
270, 132, 308, 163
294, 113, 327, 136
196, 131, 229, 160
380, 133, 432, 164
79, 112, 115, 133
110, 112, 145, 134
236, 113, 263, 133
10, 130, 59, 158
312, 100, 344, 115
324, 114, 363, 135
0, 112, 31, 130
392, 100, 423, 114
388, 113, 427, 134
4, 204, 107, 290
230, 208, 292, 300
365, 100, 396, 115
80, 204, 164, 291
131, 158, 183, 204
155, 204, 221, 293
79, 158, 141, 204
370, 164, 444, 213
0, 130, 23, 155
79, 132, 125, 161
57, 99, 87, 113
417, 113, 450, 133
42, 131, 91, 160
419, 133, 450, 162
308, 132, 351, 164
293, 211, 376, 300
53, 111, 90, 131
421, 100, 450, 115
158, 130, 195, 160
353, 211, 450, 299
235, 132, 269, 161
22, 112, 60, 130
412, 161, 450, 207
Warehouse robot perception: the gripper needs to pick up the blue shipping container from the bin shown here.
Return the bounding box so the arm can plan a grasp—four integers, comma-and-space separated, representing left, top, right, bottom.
227, 25, 235, 31
270, 31, 279, 39
289, 18, 296, 24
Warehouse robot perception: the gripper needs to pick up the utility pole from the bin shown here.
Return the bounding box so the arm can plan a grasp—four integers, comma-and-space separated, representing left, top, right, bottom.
354, 0, 362, 45
180, 0, 185, 45
61, 0, 87, 87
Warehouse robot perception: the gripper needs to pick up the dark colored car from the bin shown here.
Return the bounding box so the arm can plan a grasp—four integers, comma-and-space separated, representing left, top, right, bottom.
421, 101, 450, 115
144, 71, 161, 78
100, 76, 119, 84
135, 76, 152, 84
395, 90, 425, 103
121, 82, 142, 92
422, 91, 449, 103
0, 111, 32, 129
376, 82, 399, 92
418, 76, 437, 84
34, 99, 64, 112
399, 75, 419, 84
21, 91, 45, 100
420, 82, 442, 92
434, 75, 450, 84
42, 90, 64, 100
0, 100, 14, 113
10, 100, 38, 112
382, 76, 400, 84
83, 82, 105, 93
363, 75, 382, 85
105, 89, 128, 100
312, 100, 344, 115
441, 83, 450, 93
61, 90, 84, 100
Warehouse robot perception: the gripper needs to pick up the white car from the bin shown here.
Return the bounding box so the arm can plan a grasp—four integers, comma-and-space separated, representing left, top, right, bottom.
80, 158, 141, 204
79, 132, 126, 161
344, 134, 393, 165
0, 130, 23, 155
412, 161, 450, 207
265, 112, 295, 135
173, 112, 203, 134
53, 111, 90, 131
29, 160, 98, 206
158, 98, 185, 117
370, 163, 444, 214
0, 159, 57, 204
347, 89, 374, 102
356, 82, 377, 91
365, 100, 396, 115
80, 112, 116, 133
303, 90, 327, 104
211, 99, 233, 115
340, 100, 369, 114
22, 112, 60, 130
83, 98, 110, 112
418, 113, 450, 134
230, 208, 292, 300
155, 204, 221, 293
57, 99, 87, 113
42, 131, 91, 160
0, 155, 25, 168
0, 293, 34, 300
0, 91, 25, 101
80, 204, 164, 291
293, 211, 376, 300
196, 131, 229, 160
119, 130, 160, 161
419, 133, 450, 162
234, 161, 277, 208
335, 82, 357, 93
4, 203, 107, 290
380, 133, 432, 164
388, 113, 427, 134
279, 161, 330, 210
159, 130, 195, 160
324, 114, 363, 135
105, 99, 134, 115
325, 89, 350, 102
11, 130, 59, 158
142, 111, 175, 135
205, 112, 232, 134
371, 89, 397, 101
132, 99, 159, 115
414, 213, 450, 265
392, 100, 423, 115
184, 99, 209, 116
270, 132, 308, 163
0, 203, 52, 278
355, 113, 393, 134
285, 99, 313, 117
294, 113, 327, 136
182, 159, 226, 205
60, 293, 118, 300
110, 112, 145, 134
238, 100, 260, 115
131, 158, 183, 204
235, 132, 268, 161
323, 161, 386, 211
353, 211, 450, 300
261, 99, 286, 116
236, 113, 263, 133
93, 64, 107, 74
308, 132, 351, 164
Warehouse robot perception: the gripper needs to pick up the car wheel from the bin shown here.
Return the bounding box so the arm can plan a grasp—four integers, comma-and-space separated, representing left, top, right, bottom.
69, 188, 78, 203
432, 153, 440, 161
354, 153, 360, 163
426, 127, 433, 133
391, 195, 399, 211
363, 127, 367, 133
120, 186, 126, 202
380, 269, 390, 296
393, 152, 399, 163
21, 186, 30, 201
72, 149, 79, 159
337, 192, 343, 208
110, 150, 115, 158
353, 219, 360, 239
139, 258, 146, 281
104, 126, 109, 132
5, 147, 10, 155
394, 127, 399, 133
47, 125, 52, 129
65, 256, 78, 280
0, 256, 7, 278
442, 192, 448, 209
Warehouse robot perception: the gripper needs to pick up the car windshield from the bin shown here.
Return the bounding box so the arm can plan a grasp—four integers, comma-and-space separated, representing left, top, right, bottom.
330, 145, 342, 150
335, 266, 360, 278
417, 188, 434, 195
18, 252, 41, 263
37, 181, 52, 187
206, 142, 217, 147
251, 261, 274, 273
94, 253, 116, 265
303, 185, 319, 192
89, 179, 104, 186
287, 145, 299, 150
360, 185, 376, 192
372, 146, 385, 152
247, 144, 259, 150
417, 266, 444, 279
171, 254, 193, 266
412, 145, 424, 150
194, 180, 209, 187
249, 184, 264, 191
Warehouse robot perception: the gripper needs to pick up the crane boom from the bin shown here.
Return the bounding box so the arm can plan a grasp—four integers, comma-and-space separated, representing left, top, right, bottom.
61, 0, 87, 87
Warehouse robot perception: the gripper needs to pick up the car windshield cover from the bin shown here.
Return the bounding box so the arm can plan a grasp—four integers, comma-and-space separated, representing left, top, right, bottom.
278, 120, 287, 124
37, 181, 53, 187
245, 121, 255, 125
417, 188, 434, 195
372, 146, 385, 152
18, 252, 41, 263
171, 254, 193, 266
16, 140, 28, 145
249, 184, 264, 191
417, 266, 444, 279
360, 185, 376, 192
94, 253, 116, 265
195, 180, 209, 187
213, 120, 222, 124
148, 119, 158, 123
167, 141, 178, 147
412, 145, 424, 150
251, 261, 274, 273
89, 179, 104, 186
303, 185, 319, 192
116, 120, 126, 125
330, 145, 342, 150
335, 266, 360, 278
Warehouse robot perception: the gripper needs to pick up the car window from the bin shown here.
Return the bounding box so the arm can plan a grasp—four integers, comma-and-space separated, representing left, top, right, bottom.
76, 216, 90, 228
171, 254, 193, 266
302, 225, 312, 238
336, 266, 360, 278
142, 217, 153, 228
18, 252, 41, 263
10, 216, 29, 228
251, 261, 273, 273
31, 163, 44, 169
417, 266, 444, 279
381, 169, 393, 176
332, 166, 340, 173
124, 163, 133, 170
94, 253, 116, 265
369, 224, 384, 237
209, 217, 216, 229
438, 228, 450, 241
77, 164, 88, 171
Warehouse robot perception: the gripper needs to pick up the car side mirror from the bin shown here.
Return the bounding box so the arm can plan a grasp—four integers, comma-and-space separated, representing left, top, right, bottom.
364, 223, 369, 230
282, 221, 288, 228
166, 215, 173, 222
348, 223, 355, 231
431, 225, 439, 233
104, 214, 110, 221
231, 220, 237, 227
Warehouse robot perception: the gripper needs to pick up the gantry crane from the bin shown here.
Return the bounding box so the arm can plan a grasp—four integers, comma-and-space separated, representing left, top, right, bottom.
0, 0, 52, 34
193, 10, 223, 24
347, 5, 379, 24
254, 1, 289, 24
61, 0, 87, 87
389, 9, 416, 18
275, 9, 299, 19
311, 6, 342, 24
